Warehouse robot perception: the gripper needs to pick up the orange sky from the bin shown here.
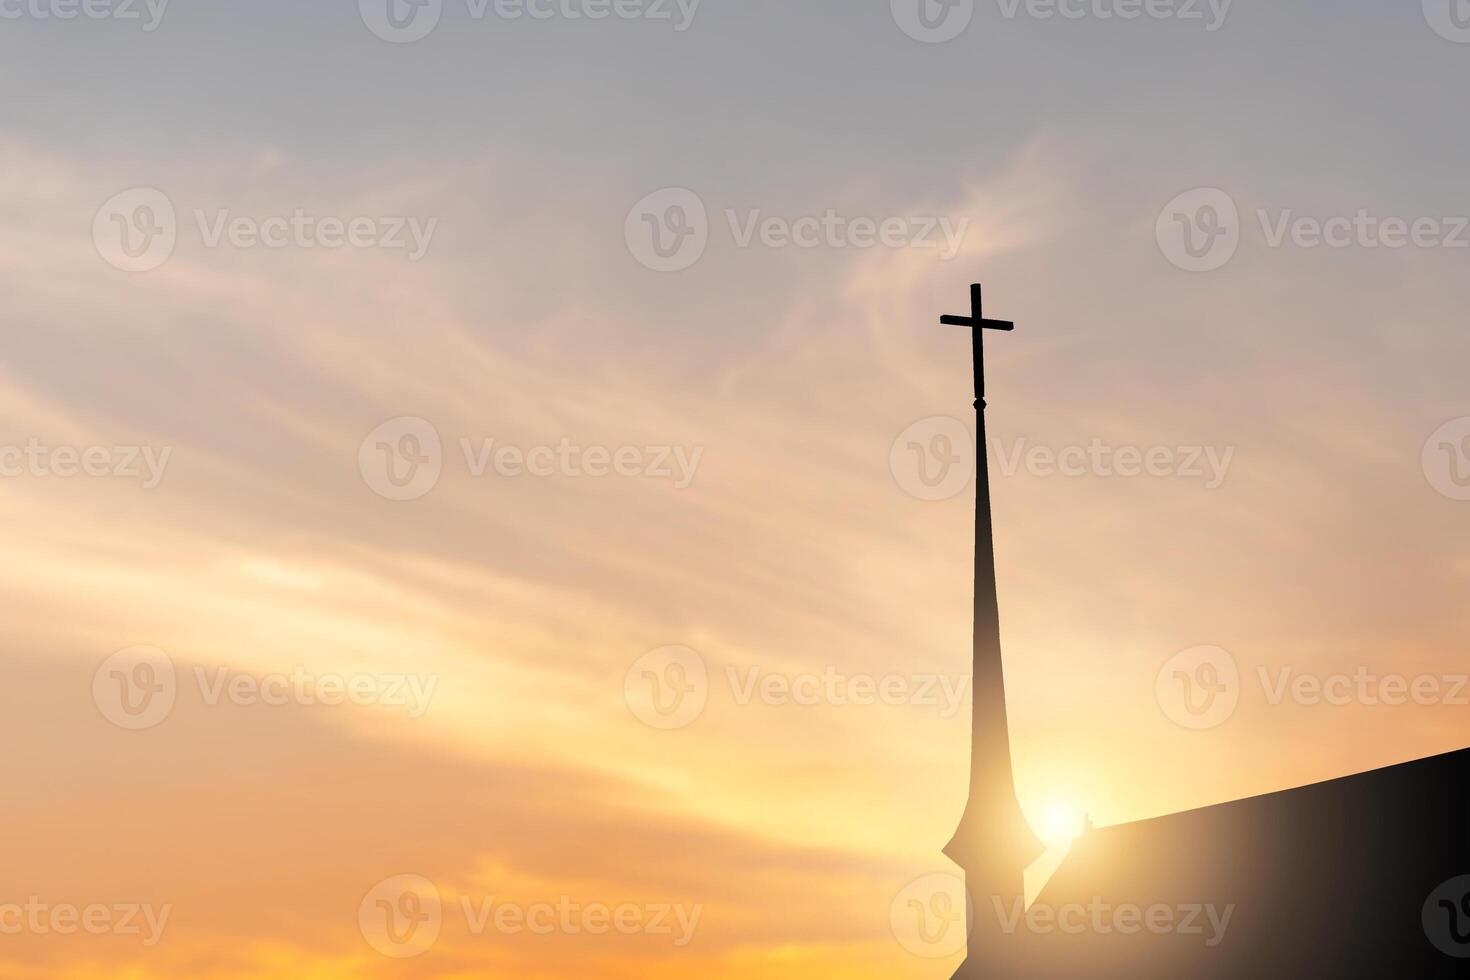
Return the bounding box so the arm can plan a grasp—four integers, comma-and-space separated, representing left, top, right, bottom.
2, 93, 1469, 978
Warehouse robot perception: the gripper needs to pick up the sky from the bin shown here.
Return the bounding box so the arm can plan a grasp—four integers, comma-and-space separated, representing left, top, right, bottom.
2, 0, 1470, 976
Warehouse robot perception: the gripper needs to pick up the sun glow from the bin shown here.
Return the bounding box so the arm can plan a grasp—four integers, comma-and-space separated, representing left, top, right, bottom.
1039, 802, 1085, 848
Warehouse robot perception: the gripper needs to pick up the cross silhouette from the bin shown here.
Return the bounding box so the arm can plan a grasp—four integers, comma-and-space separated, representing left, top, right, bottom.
940, 283, 1014, 410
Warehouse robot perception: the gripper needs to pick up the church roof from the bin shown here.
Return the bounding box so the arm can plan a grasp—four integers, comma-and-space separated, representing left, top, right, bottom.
970, 748, 1470, 978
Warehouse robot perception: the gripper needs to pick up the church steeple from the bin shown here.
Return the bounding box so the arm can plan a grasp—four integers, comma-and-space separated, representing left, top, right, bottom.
939, 285, 1046, 968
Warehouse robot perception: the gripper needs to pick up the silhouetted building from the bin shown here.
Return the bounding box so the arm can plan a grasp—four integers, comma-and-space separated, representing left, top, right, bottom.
940, 284, 1469, 978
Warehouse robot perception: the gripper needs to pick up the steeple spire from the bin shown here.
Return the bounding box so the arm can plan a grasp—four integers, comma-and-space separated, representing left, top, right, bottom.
939, 284, 1045, 971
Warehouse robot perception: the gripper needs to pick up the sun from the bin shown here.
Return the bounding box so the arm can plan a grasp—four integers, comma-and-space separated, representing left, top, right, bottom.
1039, 802, 1085, 848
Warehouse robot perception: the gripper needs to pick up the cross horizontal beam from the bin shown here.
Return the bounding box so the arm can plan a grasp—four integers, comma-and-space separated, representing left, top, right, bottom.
940, 315, 1014, 331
